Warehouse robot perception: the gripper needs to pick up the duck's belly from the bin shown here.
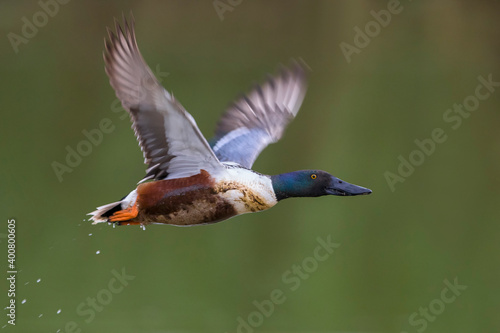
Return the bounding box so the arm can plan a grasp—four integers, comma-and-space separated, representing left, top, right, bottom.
134, 172, 237, 226
139, 191, 237, 226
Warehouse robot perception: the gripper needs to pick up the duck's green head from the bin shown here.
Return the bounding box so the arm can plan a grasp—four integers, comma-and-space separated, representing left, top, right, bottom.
271, 170, 372, 201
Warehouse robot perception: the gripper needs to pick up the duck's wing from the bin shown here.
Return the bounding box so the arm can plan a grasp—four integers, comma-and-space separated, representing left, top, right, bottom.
104, 16, 223, 182
210, 61, 308, 169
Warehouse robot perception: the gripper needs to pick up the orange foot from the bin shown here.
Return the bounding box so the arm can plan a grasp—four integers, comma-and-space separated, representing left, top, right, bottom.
109, 203, 139, 222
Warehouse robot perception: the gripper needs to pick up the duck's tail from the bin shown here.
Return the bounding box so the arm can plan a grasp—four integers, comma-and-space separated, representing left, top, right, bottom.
88, 190, 138, 224
88, 201, 124, 224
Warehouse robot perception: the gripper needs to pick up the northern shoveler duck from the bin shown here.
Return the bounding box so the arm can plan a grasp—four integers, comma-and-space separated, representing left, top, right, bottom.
89, 16, 372, 227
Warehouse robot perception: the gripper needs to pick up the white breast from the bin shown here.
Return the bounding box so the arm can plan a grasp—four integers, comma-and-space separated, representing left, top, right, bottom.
214, 164, 278, 215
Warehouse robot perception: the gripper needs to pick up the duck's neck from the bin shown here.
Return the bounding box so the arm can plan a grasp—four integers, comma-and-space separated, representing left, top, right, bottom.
270, 172, 309, 201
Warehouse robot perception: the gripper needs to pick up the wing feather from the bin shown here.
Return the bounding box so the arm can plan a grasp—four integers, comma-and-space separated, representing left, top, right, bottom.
104, 15, 223, 182
211, 61, 308, 168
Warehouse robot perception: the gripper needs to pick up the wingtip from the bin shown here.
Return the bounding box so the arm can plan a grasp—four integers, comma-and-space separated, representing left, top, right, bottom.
129, 11, 136, 27
293, 57, 312, 72
273, 58, 309, 86
104, 12, 135, 45
285, 58, 310, 82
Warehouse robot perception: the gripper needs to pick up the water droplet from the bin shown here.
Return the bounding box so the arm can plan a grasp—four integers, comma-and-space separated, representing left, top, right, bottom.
21, 299, 26, 304
88, 233, 93, 236
112, 223, 116, 228
24, 282, 29, 285
96, 250, 100, 255
56, 309, 62, 314
38, 314, 43, 318
36, 278, 41, 283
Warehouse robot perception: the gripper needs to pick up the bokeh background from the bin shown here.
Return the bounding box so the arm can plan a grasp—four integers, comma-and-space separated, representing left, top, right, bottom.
1, 0, 499, 332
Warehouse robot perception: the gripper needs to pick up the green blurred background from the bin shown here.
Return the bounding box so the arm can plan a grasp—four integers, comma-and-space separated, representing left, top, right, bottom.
1, 0, 499, 332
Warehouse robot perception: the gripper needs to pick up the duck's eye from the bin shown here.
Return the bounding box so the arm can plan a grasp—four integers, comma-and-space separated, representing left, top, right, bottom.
311, 174, 317, 179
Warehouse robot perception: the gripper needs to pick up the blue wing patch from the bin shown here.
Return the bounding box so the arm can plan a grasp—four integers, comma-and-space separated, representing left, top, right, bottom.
210, 128, 272, 168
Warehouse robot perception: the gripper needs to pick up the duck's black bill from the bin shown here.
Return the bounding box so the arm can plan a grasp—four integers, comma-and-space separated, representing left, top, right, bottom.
326, 177, 372, 196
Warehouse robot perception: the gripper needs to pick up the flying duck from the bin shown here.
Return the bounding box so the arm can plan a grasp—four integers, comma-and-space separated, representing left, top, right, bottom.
89, 17, 372, 227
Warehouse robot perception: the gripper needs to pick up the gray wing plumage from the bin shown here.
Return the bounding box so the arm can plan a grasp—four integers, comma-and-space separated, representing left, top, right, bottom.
104, 16, 223, 182
210, 61, 308, 168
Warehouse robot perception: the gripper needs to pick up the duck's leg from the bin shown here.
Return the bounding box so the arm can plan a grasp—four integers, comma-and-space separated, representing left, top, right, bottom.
109, 201, 139, 222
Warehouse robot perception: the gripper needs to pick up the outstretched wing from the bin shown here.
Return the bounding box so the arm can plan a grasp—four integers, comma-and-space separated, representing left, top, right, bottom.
210, 61, 308, 168
104, 16, 223, 182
